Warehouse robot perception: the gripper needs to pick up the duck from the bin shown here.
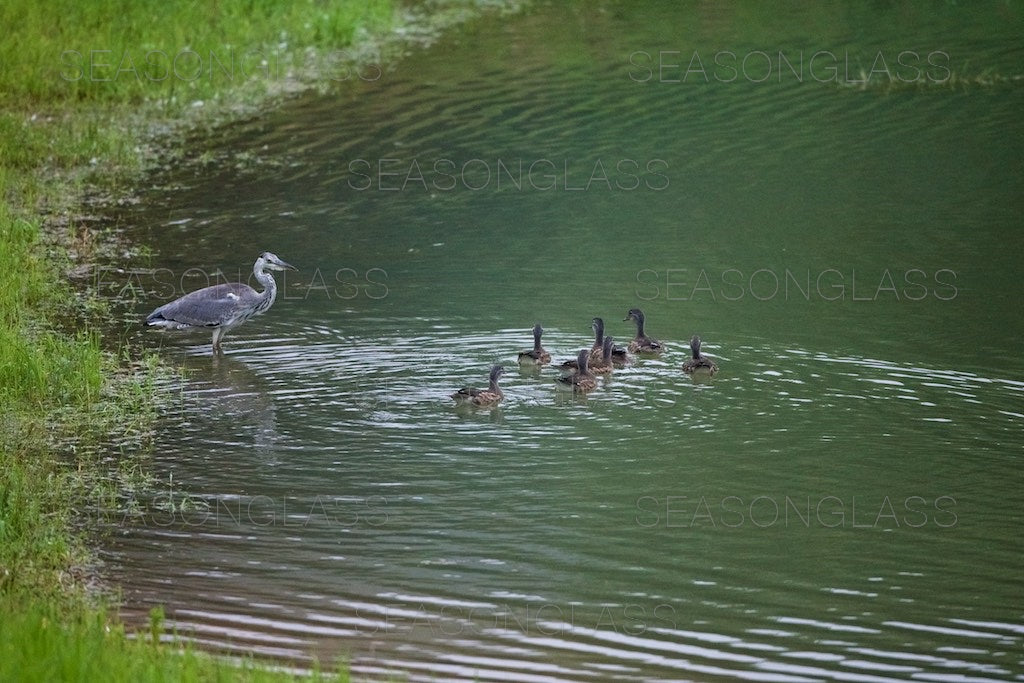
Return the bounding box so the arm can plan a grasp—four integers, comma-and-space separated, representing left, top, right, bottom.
517, 323, 551, 365
623, 308, 664, 354
451, 365, 505, 407
556, 350, 597, 393
681, 335, 718, 376
589, 318, 630, 364
589, 336, 616, 375
557, 319, 600, 373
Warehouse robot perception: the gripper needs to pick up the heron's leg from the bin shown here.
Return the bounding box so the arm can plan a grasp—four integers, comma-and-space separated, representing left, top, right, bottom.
212, 327, 224, 353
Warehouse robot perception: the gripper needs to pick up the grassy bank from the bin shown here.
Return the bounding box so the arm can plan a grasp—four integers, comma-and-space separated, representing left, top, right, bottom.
0, 0, 397, 679
0, 607, 350, 683
0, 0, 394, 205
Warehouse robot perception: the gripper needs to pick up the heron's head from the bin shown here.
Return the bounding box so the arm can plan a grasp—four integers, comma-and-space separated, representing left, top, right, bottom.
259, 252, 296, 271
624, 308, 644, 323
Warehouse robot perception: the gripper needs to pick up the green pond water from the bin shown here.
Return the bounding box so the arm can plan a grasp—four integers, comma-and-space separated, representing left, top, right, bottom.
103, 2, 1024, 680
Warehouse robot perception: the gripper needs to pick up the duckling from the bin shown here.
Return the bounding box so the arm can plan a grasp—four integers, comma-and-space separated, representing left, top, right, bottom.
558, 319, 601, 373
589, 336, 616, 375
451, 365, 505, 407
517, 323, 551, 365
681, 335, 718, 376
556, 350, 597, 393
557, 355, 580, 374
559, 324, 619, 373
589, 318, 630, 364
624, 308, 664, 354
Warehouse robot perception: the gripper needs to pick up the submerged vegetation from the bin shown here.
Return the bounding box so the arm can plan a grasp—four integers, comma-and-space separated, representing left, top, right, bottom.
0, 0, 398, 678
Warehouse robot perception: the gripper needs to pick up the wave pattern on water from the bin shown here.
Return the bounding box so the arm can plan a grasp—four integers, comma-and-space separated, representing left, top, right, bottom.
107, 2, 1024, 679
109, 324, 1024, 681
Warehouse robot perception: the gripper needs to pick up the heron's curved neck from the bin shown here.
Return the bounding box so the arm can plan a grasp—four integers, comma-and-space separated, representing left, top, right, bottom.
254, 261, 278, 305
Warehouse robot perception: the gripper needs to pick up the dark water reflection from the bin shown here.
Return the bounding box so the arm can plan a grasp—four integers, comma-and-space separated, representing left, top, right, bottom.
104, 1, 1024, 680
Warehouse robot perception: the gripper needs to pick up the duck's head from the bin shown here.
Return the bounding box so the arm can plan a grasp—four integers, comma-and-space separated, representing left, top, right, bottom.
257, 252, 297, 272
690, 335, 702, 358
592, 317, 605, 337
624, 308, 645, 324
532, 323, 543, 338
489, 364, 506, 382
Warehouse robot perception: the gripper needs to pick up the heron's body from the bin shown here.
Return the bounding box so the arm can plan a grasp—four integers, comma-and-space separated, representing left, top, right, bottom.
452, 365, 505, 407
517, 323, 551, 365
681, 335, 718, 376
557, 349, 597, 393
145, 252, 295, 352
624, 308, 664, 354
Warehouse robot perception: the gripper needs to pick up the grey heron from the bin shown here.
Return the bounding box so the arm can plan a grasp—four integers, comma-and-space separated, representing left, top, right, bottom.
145, 251, 296, 352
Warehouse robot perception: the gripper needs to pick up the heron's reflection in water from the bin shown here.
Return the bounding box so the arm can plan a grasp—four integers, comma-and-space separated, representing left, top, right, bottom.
170, 352, 281, 458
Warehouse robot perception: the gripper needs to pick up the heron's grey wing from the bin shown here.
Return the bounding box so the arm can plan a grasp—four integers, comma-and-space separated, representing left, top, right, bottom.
147, 283, 258, 327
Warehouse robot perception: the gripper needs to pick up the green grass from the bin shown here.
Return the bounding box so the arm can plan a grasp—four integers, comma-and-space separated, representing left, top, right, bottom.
1, 0, 393, 108
0, 1, 396, 679
0, 214, 100, 409
0, 606, 351, 683
1, 0, 395, 207
0, 211, 154, 602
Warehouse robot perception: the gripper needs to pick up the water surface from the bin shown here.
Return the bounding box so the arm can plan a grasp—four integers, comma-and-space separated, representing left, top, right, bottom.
105, 2, 1024, 680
